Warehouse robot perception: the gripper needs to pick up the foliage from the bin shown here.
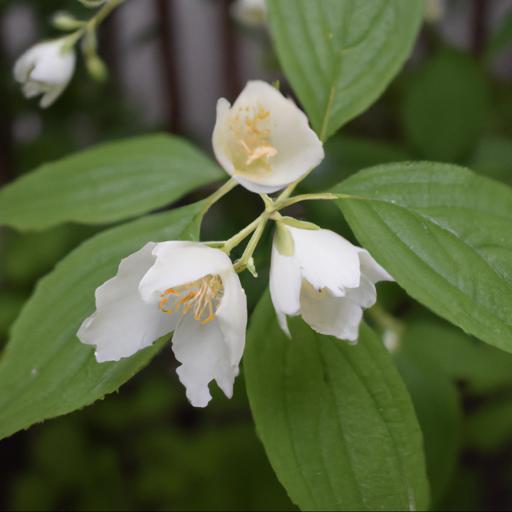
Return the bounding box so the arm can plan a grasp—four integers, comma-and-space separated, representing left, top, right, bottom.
2, 0, 512, 511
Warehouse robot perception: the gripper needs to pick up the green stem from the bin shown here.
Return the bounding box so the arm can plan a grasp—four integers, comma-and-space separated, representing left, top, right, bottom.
367, 304, 405, 351
90, 0, 126, 28
276, 181, 299, 203
222, 212, 265, 255
277, 192, 340, 209
200, 178, 238, 216
234, 214, 270, 272
62, 0, 126, 48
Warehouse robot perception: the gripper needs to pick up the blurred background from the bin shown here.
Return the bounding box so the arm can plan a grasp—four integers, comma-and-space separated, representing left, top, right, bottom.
1, 0, 512, 510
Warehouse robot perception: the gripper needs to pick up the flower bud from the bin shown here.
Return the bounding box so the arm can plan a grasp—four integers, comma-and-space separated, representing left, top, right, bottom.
13, 38, 76, 108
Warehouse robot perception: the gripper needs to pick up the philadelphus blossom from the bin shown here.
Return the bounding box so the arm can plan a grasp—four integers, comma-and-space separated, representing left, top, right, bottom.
424, 0, 445, 22
269, 224, 393, 342
213, 81, 324, 194
77, 242, 247, 408
231, 0, 267, 27
13, 38, 76, 108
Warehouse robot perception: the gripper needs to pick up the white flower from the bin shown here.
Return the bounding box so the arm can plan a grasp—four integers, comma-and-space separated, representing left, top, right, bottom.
424, 0, 445, 22
231, 0, 267, 27
13, 38, 76, 108
269, 224, 393, 342
213, 80, 324, 194
77, 241, 247, 408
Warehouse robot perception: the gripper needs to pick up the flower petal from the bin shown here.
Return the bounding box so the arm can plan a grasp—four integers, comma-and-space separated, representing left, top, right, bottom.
40, 85, 66, 108
172, 314, 238, 407
300, 280, 363, 342
269, 238, 302, 317
212, 80, 323, 193
289, 227, 361, 295
139, 242, 233, 304
29, 42, 76, 85
231, 0, 267, 26
357, 249, 394, 283
78, 243, 177, 362
346, 275, 377, 309
212, 98, 236, 178
216, 266, 247, 366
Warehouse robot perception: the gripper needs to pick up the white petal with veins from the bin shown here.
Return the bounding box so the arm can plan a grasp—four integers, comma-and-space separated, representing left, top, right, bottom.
213, 80, 324, 194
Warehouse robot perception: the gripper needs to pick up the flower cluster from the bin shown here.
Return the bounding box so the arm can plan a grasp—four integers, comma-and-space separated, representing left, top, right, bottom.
77, 81, 393, 407
12, 1, 121, 107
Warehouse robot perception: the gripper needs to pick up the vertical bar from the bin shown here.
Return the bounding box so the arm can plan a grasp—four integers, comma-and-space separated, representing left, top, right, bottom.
156, 0, 181, 133
220, 0, 240, 100
0, 35, 14, 184
471, 0, 488, 57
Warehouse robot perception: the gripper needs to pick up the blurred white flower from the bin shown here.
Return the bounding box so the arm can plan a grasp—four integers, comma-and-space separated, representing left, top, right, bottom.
269, 224, 393, 342
78, 241, 247, 408
424, 0, 445, 23
213, 80, 324, 194
13, 38, 76, 108
231, 0, 267, 27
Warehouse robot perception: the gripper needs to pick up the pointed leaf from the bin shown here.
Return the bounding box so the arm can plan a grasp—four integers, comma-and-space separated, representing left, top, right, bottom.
267, 0, 423, 141
0, 134, 223, 231
0, 201, 203, 440
244, 293, 429, 511
334, 163, 512, 353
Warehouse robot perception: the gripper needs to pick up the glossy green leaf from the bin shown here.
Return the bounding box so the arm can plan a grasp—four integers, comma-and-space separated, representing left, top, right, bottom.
244, 293, 429, 511
334, 163, 512, 353
267, 0, 423, 141
0, 134, 223, 231
0, 201, 203, 441
401, 50, 490, 162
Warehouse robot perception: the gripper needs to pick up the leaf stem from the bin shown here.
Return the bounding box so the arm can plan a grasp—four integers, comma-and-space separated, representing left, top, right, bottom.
277, 192, 339, 209
222, 212, 265, 255
367, 304, 405, 352
62, 0, 126, 48
200, 178, 238, 216
90, 0, 126, 28
233, 214, 270, 272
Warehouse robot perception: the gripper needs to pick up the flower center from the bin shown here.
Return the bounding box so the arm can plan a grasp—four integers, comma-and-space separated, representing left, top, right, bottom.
230, 104, 278, 172
158, 274, 223, 324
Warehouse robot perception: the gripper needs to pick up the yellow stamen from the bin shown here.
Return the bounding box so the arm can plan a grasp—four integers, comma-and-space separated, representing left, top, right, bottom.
158, 275, 223, 324
231, 103, 278, 171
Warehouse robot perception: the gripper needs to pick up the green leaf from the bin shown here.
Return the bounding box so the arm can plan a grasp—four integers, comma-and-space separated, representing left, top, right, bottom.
394, 323, 462, 505
401, 50, 490, 162
267, 0, 423, 141
398, 317, 512, 395
0, 201, 203, 441
0, 134, 223, 231
334, 163, 512, 353
244, 293, 429, 511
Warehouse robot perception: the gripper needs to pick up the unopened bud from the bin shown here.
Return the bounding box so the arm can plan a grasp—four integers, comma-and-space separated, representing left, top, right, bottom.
52, 11, 85, 31
86, 54, 108, 82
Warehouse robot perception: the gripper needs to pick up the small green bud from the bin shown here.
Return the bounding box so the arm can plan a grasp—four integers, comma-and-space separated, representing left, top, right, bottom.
246, 257, 258, 278
274, 222, 295, 257
86, 54, 108, 82
78, 0, 108, 8
279, 216, 320, 231
52, 11, 85, 31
